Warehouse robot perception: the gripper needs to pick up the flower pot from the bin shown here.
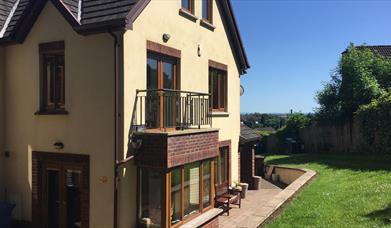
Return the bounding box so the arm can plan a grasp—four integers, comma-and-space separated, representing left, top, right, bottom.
239, 183, 248, 199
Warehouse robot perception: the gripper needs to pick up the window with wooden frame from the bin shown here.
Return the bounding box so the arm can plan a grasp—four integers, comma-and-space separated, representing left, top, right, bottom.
209, 68, 227, 112
181, 0, 194, 14
39, 41, 66, 113
202, 0, 213, 23
169, 160, 214, 227
215, 147, 229, 185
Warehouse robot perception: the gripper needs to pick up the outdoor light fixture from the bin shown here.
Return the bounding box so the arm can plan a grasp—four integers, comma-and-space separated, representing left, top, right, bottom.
54, 142, 64, 150
198, 44, 202, 57
163, 33, 171, 42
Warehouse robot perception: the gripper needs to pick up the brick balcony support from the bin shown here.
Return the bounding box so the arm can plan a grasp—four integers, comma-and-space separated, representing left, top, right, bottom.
134, 129, 219, 169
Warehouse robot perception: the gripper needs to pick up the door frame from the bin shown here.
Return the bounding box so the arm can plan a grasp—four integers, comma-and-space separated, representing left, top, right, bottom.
147, 52, 180, 130
32, 151, 90, 228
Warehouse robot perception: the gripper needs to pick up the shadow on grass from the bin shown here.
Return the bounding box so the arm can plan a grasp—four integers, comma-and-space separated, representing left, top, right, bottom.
365, 204, 391, 225
265, 153, 391, 172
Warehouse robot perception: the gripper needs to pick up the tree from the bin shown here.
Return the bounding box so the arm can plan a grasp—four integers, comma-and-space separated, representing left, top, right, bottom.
316, 43, 386, 123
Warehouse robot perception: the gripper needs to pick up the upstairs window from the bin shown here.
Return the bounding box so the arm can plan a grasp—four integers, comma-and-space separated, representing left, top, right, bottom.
182, 0, 194, 14
202, 0, 213, 23
39, 41, 66, 113
209, 68, 227, 112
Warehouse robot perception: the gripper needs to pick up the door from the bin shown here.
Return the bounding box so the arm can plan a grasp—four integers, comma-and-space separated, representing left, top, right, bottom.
146, 53, 179, 129
43, 163, 85, 228
34, 152, 89, 228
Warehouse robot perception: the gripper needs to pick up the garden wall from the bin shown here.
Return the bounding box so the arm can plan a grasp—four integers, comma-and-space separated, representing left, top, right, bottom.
299, 118, 375, 154
264, 118, 386, 154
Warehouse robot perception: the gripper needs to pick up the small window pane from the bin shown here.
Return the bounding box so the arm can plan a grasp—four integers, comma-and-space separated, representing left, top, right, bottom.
182, 0, 189, 10
66, 170, 82, 227
220, 148, 228, 184
212, 72, 219, 109
139, 169, 162, 227
184, 163, 200, 218
202, 0, 208, 20
171, 168, 182, 225
202, 161, 211, 209
219, 73, 226, 111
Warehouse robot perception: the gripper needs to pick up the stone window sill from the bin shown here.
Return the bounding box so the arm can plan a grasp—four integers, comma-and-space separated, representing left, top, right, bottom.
200, 19, 216, 31
209, 112, 230, 117
179, 8, 198, 22
35, 109, 69, 115
180, 208, 223, 228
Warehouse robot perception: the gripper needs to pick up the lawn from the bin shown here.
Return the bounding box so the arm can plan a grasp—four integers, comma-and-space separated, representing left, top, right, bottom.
264, 153, 391, 228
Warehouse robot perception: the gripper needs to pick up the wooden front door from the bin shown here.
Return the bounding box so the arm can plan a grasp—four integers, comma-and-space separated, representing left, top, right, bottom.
146, 53, 179, 129
33, 152, 89, 228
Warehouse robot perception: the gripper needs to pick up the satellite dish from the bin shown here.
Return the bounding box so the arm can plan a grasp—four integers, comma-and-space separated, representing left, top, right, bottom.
240, 85, 245, 96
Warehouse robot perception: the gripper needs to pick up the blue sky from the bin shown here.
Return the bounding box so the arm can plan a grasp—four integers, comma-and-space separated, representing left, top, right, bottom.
233, 0, 391, 113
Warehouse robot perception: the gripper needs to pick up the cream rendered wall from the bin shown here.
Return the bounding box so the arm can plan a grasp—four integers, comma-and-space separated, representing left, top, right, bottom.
4, 2, 115, 227
119, 0, 241, 227
0, 47, 4, 200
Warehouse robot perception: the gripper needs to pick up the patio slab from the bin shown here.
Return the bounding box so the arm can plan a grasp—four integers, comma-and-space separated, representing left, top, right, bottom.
219, 169, 316, 228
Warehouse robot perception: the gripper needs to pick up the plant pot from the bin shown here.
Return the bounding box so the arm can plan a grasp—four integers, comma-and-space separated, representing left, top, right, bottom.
239, 183, 248, 199
272, 173, 279, 183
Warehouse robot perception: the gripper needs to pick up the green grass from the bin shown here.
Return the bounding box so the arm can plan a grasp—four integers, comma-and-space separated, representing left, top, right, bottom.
265, 153, 391, 228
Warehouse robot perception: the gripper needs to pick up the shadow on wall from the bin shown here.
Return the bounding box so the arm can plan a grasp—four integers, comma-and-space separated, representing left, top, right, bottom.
366, 203, 391, 225
265, 153, 391, 172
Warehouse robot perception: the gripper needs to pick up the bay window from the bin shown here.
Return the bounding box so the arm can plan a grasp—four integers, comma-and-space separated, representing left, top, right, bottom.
169, 160, 213, 226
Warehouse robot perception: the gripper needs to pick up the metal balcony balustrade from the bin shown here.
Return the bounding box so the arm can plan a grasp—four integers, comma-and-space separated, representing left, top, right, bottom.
132, 89, 212, 131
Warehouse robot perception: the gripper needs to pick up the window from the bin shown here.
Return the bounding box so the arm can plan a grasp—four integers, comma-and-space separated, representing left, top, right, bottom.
202, 0, 213, 23
215, 147, 229, 185
209, 68, 227, 111
39, 41, 66, 113
169, 160, 213, 226
139, 169, 162, 227
181, 0, 194, 14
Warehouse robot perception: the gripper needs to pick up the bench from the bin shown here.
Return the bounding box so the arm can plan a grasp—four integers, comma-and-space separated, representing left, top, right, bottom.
214, 183, 241, 216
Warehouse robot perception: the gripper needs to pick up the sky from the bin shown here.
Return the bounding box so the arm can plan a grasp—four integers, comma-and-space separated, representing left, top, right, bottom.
233, 0, 391, 114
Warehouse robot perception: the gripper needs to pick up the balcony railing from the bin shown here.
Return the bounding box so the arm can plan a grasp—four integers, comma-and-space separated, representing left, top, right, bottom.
132, 89, 212, 131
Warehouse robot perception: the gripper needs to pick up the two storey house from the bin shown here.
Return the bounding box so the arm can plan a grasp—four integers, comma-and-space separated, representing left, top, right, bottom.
0, 0, 249, 227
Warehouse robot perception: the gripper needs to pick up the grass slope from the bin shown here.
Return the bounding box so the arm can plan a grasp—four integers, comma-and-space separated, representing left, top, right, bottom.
265, 153, 391, 228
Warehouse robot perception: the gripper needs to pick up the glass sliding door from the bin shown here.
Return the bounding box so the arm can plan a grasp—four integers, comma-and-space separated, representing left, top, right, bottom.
146, 53, 179, 129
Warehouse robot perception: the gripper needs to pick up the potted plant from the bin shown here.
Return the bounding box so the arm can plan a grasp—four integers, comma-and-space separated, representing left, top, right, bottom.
239, 183, 249, 199
272, 173, 279, 183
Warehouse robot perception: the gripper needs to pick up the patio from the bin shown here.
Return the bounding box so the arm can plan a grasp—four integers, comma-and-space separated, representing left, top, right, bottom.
219, 168, 317, 228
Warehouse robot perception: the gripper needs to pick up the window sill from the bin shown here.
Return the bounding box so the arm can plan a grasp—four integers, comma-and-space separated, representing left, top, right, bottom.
209, 111, 230, 117
200, 19, 216, 31
35, 109, 69, 115
179, 8, 198, 22
180, 208, 223, 228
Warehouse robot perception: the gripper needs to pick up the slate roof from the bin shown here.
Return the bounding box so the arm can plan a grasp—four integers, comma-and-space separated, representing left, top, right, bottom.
0, 0, 249, 73
356, 45, 391, 58
240, 123, 261, 145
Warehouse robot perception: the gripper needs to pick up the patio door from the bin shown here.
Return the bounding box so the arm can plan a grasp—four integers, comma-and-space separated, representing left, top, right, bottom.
33, 152, 89, 228
146, 53, 179, 129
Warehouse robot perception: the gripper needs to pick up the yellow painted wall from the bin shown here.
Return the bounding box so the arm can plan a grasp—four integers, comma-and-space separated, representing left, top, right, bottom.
3, 2, 115, 227
119, 0, 242, 227
0, 47, 4, 200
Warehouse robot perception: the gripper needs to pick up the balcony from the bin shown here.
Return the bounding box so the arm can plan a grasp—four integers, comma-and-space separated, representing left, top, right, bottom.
132, 89, 219, 169
132, 89, 212, 132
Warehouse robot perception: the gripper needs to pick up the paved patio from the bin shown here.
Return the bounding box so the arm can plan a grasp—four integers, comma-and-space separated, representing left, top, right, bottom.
219, 179, 283, 228
219, 169, 317, 228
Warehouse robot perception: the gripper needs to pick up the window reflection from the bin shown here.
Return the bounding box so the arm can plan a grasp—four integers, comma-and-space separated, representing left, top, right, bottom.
139, 169, 162, 228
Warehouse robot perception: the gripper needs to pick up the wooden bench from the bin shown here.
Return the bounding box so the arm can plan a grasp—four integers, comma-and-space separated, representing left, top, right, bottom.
214, 183, 241, 216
